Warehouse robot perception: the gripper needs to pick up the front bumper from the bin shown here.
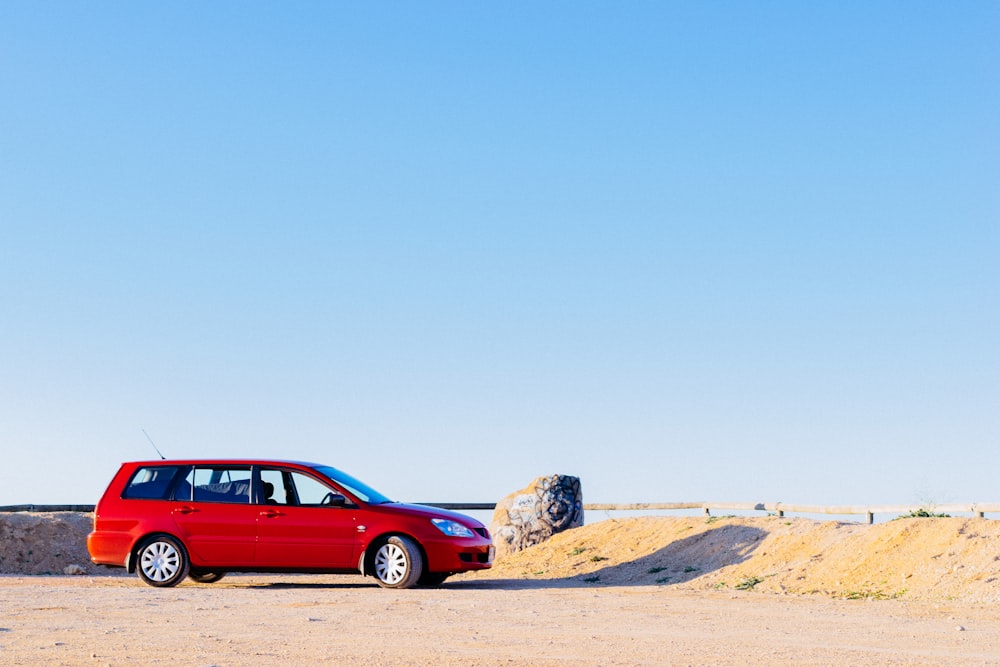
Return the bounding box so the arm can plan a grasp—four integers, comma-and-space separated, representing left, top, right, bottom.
422, 536, 494, 573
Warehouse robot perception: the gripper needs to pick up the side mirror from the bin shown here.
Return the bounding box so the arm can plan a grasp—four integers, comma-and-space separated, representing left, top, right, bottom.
322, 492, 347, 507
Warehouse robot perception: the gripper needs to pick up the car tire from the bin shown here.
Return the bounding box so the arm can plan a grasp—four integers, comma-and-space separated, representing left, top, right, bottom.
136, 535, 190, 588
372, 535, 423, 589
188, 570, 226, 584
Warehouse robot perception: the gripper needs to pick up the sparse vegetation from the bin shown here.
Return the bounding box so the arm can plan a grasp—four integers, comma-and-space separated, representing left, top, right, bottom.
683, 566, 700, 573
589, 555, 609, 563
583, 576, 600, 583
896, 508, 951, 519
656, 576, 671, 584
735, 576, 763, 591
841, 588, 905, 600
570, 546, 587, 556
647, 566, 667, 574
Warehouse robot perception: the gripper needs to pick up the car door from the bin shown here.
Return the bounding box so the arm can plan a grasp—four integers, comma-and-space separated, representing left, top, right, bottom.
169, 465, 257, 567
255, 467, 358, 569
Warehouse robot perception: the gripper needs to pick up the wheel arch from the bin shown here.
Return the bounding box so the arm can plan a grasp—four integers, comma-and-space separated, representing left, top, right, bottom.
359, 531, 428, 577
127, 531, 190, 574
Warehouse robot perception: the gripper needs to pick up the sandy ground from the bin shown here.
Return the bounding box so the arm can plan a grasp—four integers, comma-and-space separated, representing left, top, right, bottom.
2, 513, 1000, 664
1, 573, 999, 666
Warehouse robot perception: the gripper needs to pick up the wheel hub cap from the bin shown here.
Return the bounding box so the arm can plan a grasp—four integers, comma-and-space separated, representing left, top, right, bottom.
375, 544, 407, 584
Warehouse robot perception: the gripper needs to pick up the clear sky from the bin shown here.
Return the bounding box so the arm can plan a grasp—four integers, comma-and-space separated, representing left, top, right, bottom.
1, 3, 997, 513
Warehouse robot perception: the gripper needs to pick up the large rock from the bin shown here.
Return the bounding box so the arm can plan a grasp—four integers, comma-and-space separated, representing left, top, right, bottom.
490, 475, 583, 559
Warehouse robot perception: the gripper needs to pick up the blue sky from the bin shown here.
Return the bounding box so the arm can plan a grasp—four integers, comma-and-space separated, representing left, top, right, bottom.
1, 3, 997, 513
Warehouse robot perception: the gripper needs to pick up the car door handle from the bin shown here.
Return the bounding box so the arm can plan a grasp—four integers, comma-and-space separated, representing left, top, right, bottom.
173, 506, 198, 515
259, 510, 285, 518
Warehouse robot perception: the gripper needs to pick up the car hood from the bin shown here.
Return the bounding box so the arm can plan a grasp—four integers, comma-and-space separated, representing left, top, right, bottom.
378, 502, 486, 528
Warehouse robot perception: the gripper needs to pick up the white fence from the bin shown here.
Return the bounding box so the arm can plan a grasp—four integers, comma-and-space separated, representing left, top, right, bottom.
581, 502, 1000, 524
4, 501, 1000, 524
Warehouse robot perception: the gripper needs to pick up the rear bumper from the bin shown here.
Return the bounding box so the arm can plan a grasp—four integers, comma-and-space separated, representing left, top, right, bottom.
86, 530, 131, 568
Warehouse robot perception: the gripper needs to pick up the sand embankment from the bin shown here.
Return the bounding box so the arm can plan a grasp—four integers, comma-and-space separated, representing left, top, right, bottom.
469, 514, 1000, 602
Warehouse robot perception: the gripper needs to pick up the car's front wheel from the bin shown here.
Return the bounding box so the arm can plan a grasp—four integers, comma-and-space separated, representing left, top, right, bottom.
372, 535, 423, 589
188, 570, 226, 584
136, 535, 190, 587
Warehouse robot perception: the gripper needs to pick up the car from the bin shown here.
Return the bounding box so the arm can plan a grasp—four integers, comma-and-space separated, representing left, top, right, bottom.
87, 459, 494, 589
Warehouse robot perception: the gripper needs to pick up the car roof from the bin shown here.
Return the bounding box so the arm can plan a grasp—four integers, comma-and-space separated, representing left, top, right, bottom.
124, 459, 326, 468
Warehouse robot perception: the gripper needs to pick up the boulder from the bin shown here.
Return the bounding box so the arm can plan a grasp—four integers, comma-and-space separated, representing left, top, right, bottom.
490, 475, 583, 559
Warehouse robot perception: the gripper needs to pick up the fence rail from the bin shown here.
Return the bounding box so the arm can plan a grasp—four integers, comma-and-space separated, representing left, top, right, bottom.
582, 502, 1000, 524
4, 502, 1000, 524
0, 505, 99, 513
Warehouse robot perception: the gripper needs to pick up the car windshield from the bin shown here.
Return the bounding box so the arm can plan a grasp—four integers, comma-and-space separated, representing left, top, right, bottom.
311, 465, 393, 505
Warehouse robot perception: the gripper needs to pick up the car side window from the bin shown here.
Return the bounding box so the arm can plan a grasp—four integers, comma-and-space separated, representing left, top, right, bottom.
182, 466, 252, 504
289, 471, 338, 506
122, 466, 183, 500
259, 468, 290, 505
258, 468, 350, 506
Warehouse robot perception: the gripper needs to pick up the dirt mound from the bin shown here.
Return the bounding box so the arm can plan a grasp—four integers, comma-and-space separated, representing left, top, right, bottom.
0, 512, 106, 575
467, 515, 1000, 602
5, 512, 1000, 602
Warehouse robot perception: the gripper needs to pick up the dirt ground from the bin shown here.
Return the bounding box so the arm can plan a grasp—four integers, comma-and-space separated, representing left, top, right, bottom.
2, 573, 999, 666
2, 513, 1000, 665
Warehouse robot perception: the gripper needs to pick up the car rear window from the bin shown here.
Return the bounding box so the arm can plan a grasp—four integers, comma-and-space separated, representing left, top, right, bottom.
122, 466, 183, 500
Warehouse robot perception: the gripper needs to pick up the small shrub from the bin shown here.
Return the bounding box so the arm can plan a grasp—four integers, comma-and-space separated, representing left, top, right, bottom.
589, 555, 609, 563
647, 566, 667, 574
583, 576, 600, 583
656, 576, 671, 584
841, 588, 899, 600
896, 508, 950, 519
683, 566, 700, 573
735, 576, 763, 591
570, 546, 586, 556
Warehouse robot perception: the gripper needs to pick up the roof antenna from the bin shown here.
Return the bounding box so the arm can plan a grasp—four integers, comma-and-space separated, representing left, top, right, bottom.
142, 428, 166, 460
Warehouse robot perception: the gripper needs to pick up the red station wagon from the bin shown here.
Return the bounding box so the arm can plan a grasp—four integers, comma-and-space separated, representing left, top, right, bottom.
87, 460, 494, 588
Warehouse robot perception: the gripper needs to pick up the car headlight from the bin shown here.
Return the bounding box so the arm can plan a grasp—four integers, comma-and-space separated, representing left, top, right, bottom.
431, 518, 474, 538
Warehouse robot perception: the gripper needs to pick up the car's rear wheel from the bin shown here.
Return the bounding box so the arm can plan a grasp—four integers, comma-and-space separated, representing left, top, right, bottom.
372, 535, 423, 589
188, 570, 226, 584
136, 535, 190, 587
